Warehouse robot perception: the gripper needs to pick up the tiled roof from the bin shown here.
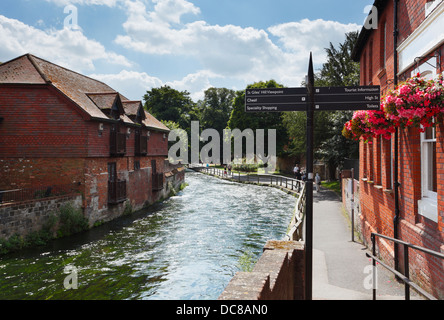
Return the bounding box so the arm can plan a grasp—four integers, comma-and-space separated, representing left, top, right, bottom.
0, 54, 46, 84
143, 111, 170, 132
0, 53, 169, 132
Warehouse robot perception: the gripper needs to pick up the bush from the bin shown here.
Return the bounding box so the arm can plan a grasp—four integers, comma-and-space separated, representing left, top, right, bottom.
57, 203, 89, 237
0, 202, 88, 256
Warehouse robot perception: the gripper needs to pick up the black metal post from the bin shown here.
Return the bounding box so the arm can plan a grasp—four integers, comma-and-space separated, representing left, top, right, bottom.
305, 52, 315, 300
371, 233, 377, 300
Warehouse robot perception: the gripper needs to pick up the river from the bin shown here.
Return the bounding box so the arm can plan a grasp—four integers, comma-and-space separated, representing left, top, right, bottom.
0, 171, 296, 300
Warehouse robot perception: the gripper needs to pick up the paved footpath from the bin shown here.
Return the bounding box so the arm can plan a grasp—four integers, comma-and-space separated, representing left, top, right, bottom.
312, 187, 424, 300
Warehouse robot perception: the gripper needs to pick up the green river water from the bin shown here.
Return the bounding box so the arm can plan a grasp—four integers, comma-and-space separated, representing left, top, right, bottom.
0, 171, 296, 300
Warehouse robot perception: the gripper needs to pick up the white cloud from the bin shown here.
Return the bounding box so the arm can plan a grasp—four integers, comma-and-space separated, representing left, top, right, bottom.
0, 15, 132, 72
268, 19, 361, 63
44, 0, 119, 6
165, 70, 219, 101
89, 69, 163, 100
150, 0, 200, 24
89, 69, 219, 101
115, 0, 361, 92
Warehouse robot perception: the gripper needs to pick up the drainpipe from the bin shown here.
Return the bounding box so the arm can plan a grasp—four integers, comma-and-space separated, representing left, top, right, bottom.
393, 0, 400, 272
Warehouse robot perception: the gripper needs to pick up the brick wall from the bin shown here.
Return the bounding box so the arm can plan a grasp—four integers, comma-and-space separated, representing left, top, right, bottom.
358, 125, 444, 298
0, 158, 85, 190
148, 131, 168, 156
219, 241, 305, 300
0, 85, 89, 158
356, 0, 444, 298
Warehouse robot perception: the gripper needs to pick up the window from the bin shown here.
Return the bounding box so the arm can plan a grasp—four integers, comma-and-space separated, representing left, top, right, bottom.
363, 50, 367, 84
378, 136, 383, 186
369, 40, 373, 84
418, 124, 438, 222
389, 136, 394, 189
380, 21, 386, 69
368, 141, 374, 181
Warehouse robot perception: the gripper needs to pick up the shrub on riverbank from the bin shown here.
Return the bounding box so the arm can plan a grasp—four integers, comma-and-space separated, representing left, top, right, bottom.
0, 202, 88, 255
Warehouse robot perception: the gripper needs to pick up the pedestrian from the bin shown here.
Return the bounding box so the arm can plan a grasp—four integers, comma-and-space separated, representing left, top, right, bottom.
315, 173, 321, 192
296, 169, 302, 181
293, 164, 299, 178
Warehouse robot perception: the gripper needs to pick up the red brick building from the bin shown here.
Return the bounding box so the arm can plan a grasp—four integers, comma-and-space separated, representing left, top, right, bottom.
351, 0, 444, 298
0, 54, 183, 226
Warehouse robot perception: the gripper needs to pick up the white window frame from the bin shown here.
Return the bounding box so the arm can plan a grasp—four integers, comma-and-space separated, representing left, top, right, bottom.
418, 123, 438, 222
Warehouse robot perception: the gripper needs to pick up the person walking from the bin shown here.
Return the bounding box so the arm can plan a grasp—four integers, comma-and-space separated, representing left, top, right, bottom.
315, 173, 321, 192
293, 164, 299, 178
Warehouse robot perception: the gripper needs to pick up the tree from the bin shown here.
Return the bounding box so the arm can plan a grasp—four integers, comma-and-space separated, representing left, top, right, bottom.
316, 31, 360, 174
143, 85, 196, 130
200, 87, 235, 132
316, 31, 360, 87
227, 80, 289, 158
282, 31, 360, 175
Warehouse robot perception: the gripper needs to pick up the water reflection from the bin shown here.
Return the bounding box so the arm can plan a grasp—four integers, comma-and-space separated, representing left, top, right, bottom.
0, 171, 296, 300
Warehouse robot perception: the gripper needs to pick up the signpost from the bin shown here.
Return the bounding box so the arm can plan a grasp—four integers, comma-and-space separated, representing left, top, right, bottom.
245, 53, 380, 301
245, 87, 307, 112
245, 85, 380, 112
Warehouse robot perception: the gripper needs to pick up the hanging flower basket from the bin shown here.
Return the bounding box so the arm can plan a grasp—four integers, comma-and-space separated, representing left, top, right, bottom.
342, 110, 373, 142
343, 74, 444, 142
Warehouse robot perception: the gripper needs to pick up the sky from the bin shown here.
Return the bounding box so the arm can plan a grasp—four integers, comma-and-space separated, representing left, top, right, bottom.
0, 0, 374, 101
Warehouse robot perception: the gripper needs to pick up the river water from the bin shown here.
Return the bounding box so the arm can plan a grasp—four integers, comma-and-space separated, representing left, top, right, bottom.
0, 171, 296, 300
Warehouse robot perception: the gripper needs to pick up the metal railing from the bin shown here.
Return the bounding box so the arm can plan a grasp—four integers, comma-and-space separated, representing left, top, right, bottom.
199, 166, 305, 193
366, 232, 444, 300
285, 182, 306, 241
0, 183, 81, 205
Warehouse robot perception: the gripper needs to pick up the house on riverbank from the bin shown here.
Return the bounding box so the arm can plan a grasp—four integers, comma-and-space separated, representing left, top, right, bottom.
349, 0, 444, 298
0, 53, 184, 240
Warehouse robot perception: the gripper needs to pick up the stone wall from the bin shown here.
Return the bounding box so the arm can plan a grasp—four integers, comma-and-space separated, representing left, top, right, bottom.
0, 194, 82, 240
219, 241, 305, 300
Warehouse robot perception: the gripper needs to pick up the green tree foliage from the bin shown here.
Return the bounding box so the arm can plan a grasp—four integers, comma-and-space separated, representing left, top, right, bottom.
316, 31, 360, 87
143, 85, 196, 130
316, 31, 360, 171
227, 79, 289, 157
282, 31, 360, 172
200, 87, 235, 132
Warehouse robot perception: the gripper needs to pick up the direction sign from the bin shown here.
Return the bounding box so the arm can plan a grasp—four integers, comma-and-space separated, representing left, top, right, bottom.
313, 85, 380, 111
245, 87, 307, 112
245, 85, 381, 112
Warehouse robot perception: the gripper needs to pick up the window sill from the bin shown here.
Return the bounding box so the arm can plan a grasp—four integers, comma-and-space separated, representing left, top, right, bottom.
383, 188, 393, 194
374, 185, 383, 190
377, 68, 386, 79
418, 197, 438, 223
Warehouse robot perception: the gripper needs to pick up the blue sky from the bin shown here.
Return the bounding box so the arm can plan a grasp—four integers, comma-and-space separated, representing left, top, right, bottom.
0, 0, 373, 101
